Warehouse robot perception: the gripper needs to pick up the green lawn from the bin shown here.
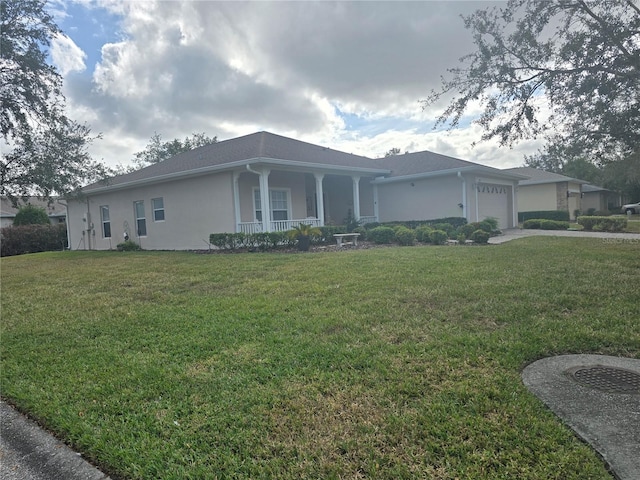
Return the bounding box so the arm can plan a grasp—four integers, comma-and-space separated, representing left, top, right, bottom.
1, 238, 639, 479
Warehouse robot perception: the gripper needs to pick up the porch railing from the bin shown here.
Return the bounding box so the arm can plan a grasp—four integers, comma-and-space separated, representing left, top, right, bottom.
238, 216, 378, 234
238, 218, 322, 234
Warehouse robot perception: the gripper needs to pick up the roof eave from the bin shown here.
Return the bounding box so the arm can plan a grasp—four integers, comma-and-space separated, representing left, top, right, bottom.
372, 165, 526, 185
82, 157, 390, 195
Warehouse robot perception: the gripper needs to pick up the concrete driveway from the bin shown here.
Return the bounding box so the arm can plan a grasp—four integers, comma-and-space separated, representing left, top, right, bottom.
489, 228, 640, 244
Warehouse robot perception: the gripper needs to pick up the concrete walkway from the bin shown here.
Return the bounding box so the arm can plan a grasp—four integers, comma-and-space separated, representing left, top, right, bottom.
489, 228, 640, 244
522, 355, 640, 480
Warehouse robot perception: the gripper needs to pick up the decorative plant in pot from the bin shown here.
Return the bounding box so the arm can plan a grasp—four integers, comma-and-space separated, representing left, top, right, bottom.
288, 223, 321, 251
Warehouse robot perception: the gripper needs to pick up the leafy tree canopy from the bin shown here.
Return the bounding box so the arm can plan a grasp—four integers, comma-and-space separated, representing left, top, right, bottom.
132, 132, 217, 169
423, 0, 640, 162
13, 204, 50, 225
1, 0, 106, 206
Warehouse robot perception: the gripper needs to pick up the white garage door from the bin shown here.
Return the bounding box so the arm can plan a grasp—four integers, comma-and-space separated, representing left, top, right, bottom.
477, 184, 510, 228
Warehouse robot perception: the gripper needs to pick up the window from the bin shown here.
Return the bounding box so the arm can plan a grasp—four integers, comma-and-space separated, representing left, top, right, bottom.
100, 205, 111, 238
152, 197, 165, 222
254, 189, 290, 222
270, 190, 289, 221
134, 201, 147, 236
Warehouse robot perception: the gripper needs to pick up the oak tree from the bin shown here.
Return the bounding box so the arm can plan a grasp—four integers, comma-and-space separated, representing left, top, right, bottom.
1, 0, 106, 204
423, 0, 640, 162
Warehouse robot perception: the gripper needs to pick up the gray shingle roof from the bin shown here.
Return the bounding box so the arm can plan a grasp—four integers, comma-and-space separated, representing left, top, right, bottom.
85, 131, 525, 193
86, 131, 387, 192
504, 167, 589, 185
378, 150, 479, 177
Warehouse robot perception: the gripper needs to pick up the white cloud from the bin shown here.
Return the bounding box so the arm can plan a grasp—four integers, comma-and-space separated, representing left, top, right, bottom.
58, 0, 538, 170
51, 34, 86, 75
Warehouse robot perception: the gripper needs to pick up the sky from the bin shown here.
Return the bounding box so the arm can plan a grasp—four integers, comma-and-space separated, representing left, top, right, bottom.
46, 0, 544, 170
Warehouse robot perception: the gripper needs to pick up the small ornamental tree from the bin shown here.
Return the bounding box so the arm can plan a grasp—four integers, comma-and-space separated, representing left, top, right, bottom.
13, 204, 50, 225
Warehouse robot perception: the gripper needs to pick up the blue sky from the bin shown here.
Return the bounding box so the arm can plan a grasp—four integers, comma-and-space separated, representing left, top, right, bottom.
45, 1, 542, 169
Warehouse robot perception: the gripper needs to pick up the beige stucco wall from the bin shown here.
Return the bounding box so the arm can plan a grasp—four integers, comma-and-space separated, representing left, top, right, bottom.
68, 172, 235, 251
377, 176, 464, 222
517, 183, 558, 212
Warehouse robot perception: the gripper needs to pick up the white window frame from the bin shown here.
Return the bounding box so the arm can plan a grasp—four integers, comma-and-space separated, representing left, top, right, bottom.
100, 205, 111, 238
152, 197, 165, 222
253, 188, 292, 222
133, 200, 147, 237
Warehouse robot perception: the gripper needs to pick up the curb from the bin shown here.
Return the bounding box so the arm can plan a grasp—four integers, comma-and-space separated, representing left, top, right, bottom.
0, 400, 111, 480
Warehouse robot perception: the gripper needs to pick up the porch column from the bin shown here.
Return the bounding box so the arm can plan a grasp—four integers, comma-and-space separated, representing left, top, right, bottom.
352, 176, 361, 220
259, 169, 271, 232
511, 182, 518, 228
233, 172, 241, 232
314, 173, 325, 226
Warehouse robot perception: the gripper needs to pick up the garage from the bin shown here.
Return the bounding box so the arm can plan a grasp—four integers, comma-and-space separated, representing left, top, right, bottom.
477, 183, 511, 228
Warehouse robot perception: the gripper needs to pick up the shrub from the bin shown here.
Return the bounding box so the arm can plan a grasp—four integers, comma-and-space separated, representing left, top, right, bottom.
368, 226, 396, 244
352, 226, 367, 241
394, 226, 416, 246
523, 219, 569, 230
1, 224, 67, 256
519, 210, 570, 222
482, 217, 499, 231
458, 221, 494, 238
470, 229, 490, 244
426, 217, 467, 229
372, 217, 467, 230
429, 229, 448, 245
577, 216, 627, 232
116, 240, 142, 251
13, 204, 51, 225
431, 223, 455, 235
318, 225, 347, 244
539, 220, 570, 230
415, 225, 433, 243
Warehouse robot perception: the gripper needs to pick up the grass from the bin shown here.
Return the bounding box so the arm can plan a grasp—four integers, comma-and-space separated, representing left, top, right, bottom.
1, 237, 639, 479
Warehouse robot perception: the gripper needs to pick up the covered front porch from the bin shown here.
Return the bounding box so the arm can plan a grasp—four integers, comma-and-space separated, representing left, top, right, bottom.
232, 166, 379, 234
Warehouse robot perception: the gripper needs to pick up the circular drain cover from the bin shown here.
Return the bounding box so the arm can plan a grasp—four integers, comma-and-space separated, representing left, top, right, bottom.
566, 365, 640, 394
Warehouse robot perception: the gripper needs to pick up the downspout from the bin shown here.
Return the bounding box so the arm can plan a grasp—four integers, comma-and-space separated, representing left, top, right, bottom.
474, 178, 479, 222
457, 171, 467, 220
245, 163, 260, 176
57, 199, 70, 250
85, 197, 92, 250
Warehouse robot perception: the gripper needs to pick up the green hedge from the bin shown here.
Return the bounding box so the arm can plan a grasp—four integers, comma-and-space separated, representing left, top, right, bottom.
522, 219, 570, 230
1, 224, 67, 257
518, 210, 570, 222
577, 216, 627, 232
209, 231, 300, 251
365, 217, 467, 230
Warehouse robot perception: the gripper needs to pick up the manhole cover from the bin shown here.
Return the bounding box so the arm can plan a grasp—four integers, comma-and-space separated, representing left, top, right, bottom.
566, 365, 640, 394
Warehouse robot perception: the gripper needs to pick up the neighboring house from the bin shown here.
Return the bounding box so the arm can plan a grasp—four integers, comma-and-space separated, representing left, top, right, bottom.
581, 184, 623, 213
67, 131, 526, 251
0, 196, 67, 228
504, 167, 588, 220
